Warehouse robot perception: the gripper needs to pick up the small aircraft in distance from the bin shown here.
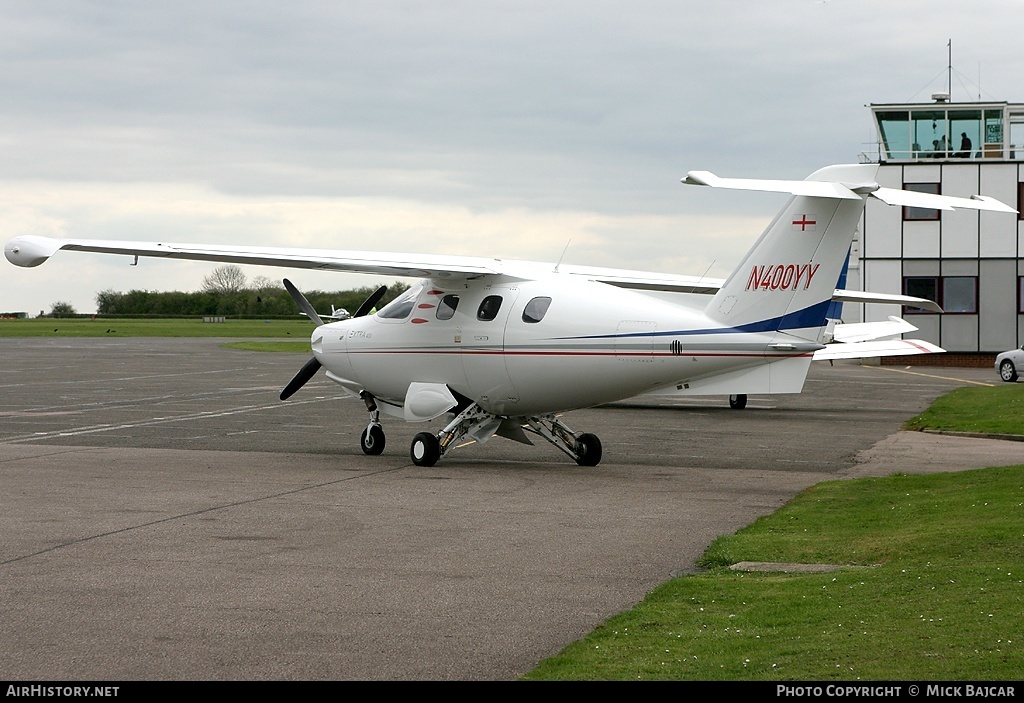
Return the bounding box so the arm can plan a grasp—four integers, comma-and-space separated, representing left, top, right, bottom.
5, 163, 1015, 466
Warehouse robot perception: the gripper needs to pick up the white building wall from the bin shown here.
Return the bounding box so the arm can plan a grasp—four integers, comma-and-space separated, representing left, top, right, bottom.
903, 220, 940, 258
862, 168, 902, 259
860, 160, 1021, 353
979, 164, 1018, 257
862, 258, 903, 324
941, 166, 979, 258
980, 259, 1018, 351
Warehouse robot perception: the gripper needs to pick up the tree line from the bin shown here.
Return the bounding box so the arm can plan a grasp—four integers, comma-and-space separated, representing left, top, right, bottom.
85, 265, 406, 318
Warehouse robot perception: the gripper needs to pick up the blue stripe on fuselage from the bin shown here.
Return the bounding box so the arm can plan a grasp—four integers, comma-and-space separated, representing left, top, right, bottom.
555, 300, 832, 341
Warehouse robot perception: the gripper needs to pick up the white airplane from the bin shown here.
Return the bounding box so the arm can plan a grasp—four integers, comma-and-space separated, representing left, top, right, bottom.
5, 164, 1015, 466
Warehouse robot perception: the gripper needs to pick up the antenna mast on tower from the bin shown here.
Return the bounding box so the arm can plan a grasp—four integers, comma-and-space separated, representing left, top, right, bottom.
947, 39, 952, 98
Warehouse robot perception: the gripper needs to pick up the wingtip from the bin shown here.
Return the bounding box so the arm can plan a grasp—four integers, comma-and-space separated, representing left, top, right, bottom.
970, 194, 1018, 214
4, 235, 61, 267
681, 171, 713, 186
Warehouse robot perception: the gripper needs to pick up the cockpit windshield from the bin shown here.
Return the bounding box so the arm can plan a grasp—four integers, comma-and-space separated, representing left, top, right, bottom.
376, 281, 424, 320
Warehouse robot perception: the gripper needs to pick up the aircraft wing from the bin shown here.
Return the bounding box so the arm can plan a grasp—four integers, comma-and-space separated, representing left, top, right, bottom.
561, 264, 942, 311
557, 264, 726, 294
7, 234, 945, 313
4, 235, 503, 280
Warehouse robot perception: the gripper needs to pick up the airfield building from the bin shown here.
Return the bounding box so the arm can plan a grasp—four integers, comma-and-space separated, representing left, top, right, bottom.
847, 95, 1024, 361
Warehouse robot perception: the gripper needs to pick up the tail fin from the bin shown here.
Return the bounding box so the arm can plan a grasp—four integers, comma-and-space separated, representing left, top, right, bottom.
683, 163, 1016, 342
695, 164, 872, 342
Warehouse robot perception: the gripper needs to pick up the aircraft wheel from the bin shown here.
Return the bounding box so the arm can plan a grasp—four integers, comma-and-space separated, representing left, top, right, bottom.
360, 424, 386, 455
729, 394, 747, 409
999, 360, 1018, 383
410, 432, 441, 467
574, 433, 602, 467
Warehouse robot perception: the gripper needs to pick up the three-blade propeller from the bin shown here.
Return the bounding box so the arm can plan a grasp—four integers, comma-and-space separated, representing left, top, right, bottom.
279, 280, 387, 401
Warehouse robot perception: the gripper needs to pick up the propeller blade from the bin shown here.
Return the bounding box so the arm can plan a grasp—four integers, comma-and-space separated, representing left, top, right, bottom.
280, 357, 322, 400
354, 285, 388, 318
283, 278, 324, 327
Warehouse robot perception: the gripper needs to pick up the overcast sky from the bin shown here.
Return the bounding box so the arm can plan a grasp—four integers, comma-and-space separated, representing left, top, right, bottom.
3, 1, 1021, 314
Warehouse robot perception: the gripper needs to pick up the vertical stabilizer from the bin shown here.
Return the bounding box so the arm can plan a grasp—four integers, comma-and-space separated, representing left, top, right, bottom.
695, 164, 876, 342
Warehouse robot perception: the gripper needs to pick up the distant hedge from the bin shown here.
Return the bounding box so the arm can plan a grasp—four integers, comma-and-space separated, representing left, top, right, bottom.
95, 284, 406, 318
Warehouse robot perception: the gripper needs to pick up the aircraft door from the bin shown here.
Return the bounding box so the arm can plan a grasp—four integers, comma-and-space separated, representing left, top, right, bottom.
462, 286, 520, 414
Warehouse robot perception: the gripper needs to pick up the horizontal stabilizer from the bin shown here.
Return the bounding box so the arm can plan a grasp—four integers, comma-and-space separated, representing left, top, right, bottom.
871, 188, 1018, 213
684, 167, 1016, 214
831, 316, 917, 343
812, 338, 944, 361
831, 289, 942, 313
682, 171, 863, 199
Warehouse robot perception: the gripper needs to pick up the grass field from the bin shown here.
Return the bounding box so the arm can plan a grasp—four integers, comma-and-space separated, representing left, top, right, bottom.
0, 317, 314, 338
524, 465, 1024, 681
904, 383, 1024, 436
524, 381, 1024, 680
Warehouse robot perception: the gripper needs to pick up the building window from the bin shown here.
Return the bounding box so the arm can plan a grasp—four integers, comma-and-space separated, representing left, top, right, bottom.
1018, 277, 1024, 314
902, 182, 941, 221
903, 276, 978, 314
904, 276, 939, 313
942, 277, 977, 313
1018, 182, 1024, 221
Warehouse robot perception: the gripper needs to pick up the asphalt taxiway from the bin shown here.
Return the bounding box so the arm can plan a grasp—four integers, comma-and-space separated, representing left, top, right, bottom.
0, 337, 1018, 680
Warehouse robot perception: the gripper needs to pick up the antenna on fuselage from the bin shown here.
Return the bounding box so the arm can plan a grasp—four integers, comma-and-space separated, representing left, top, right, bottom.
695, 260, 715, 291
553, 239, 572, 273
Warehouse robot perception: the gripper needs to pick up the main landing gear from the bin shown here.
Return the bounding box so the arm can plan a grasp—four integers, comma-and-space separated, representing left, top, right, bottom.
358, 394, 603, 467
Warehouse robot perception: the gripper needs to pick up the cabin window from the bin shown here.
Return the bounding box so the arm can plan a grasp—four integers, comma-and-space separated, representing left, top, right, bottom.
902, 182, 941, 221
477, 295, 503, 321
522, 297, 552, 323
377, 284, 421, 320
436, 295, 459, 320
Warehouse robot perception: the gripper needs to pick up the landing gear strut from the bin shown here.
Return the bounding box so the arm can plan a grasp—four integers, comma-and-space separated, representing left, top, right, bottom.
359, 392, 386, 455
410, 402, 497, 467
404, 403, 604, 467
524, 415, 602, 466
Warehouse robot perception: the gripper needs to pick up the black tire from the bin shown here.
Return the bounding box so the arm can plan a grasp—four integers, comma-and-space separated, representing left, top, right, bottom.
999, 360, 1018, 383
360, 424, 386, 455
729, 394, 748, 409
410, 432, 441, 467
574, 433, 602, 467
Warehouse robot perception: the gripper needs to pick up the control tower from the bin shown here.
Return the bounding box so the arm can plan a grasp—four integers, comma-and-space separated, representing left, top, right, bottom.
850, 95, 1024, 358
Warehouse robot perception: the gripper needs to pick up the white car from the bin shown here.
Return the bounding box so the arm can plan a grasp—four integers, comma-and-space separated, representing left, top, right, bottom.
995, 346, 1024, 382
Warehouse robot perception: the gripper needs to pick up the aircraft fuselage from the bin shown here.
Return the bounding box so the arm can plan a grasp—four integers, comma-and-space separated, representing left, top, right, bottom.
314, 275, 809, 417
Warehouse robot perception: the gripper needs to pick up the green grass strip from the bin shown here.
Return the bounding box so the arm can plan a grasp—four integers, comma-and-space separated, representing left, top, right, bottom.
525, 466, 1024, 680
